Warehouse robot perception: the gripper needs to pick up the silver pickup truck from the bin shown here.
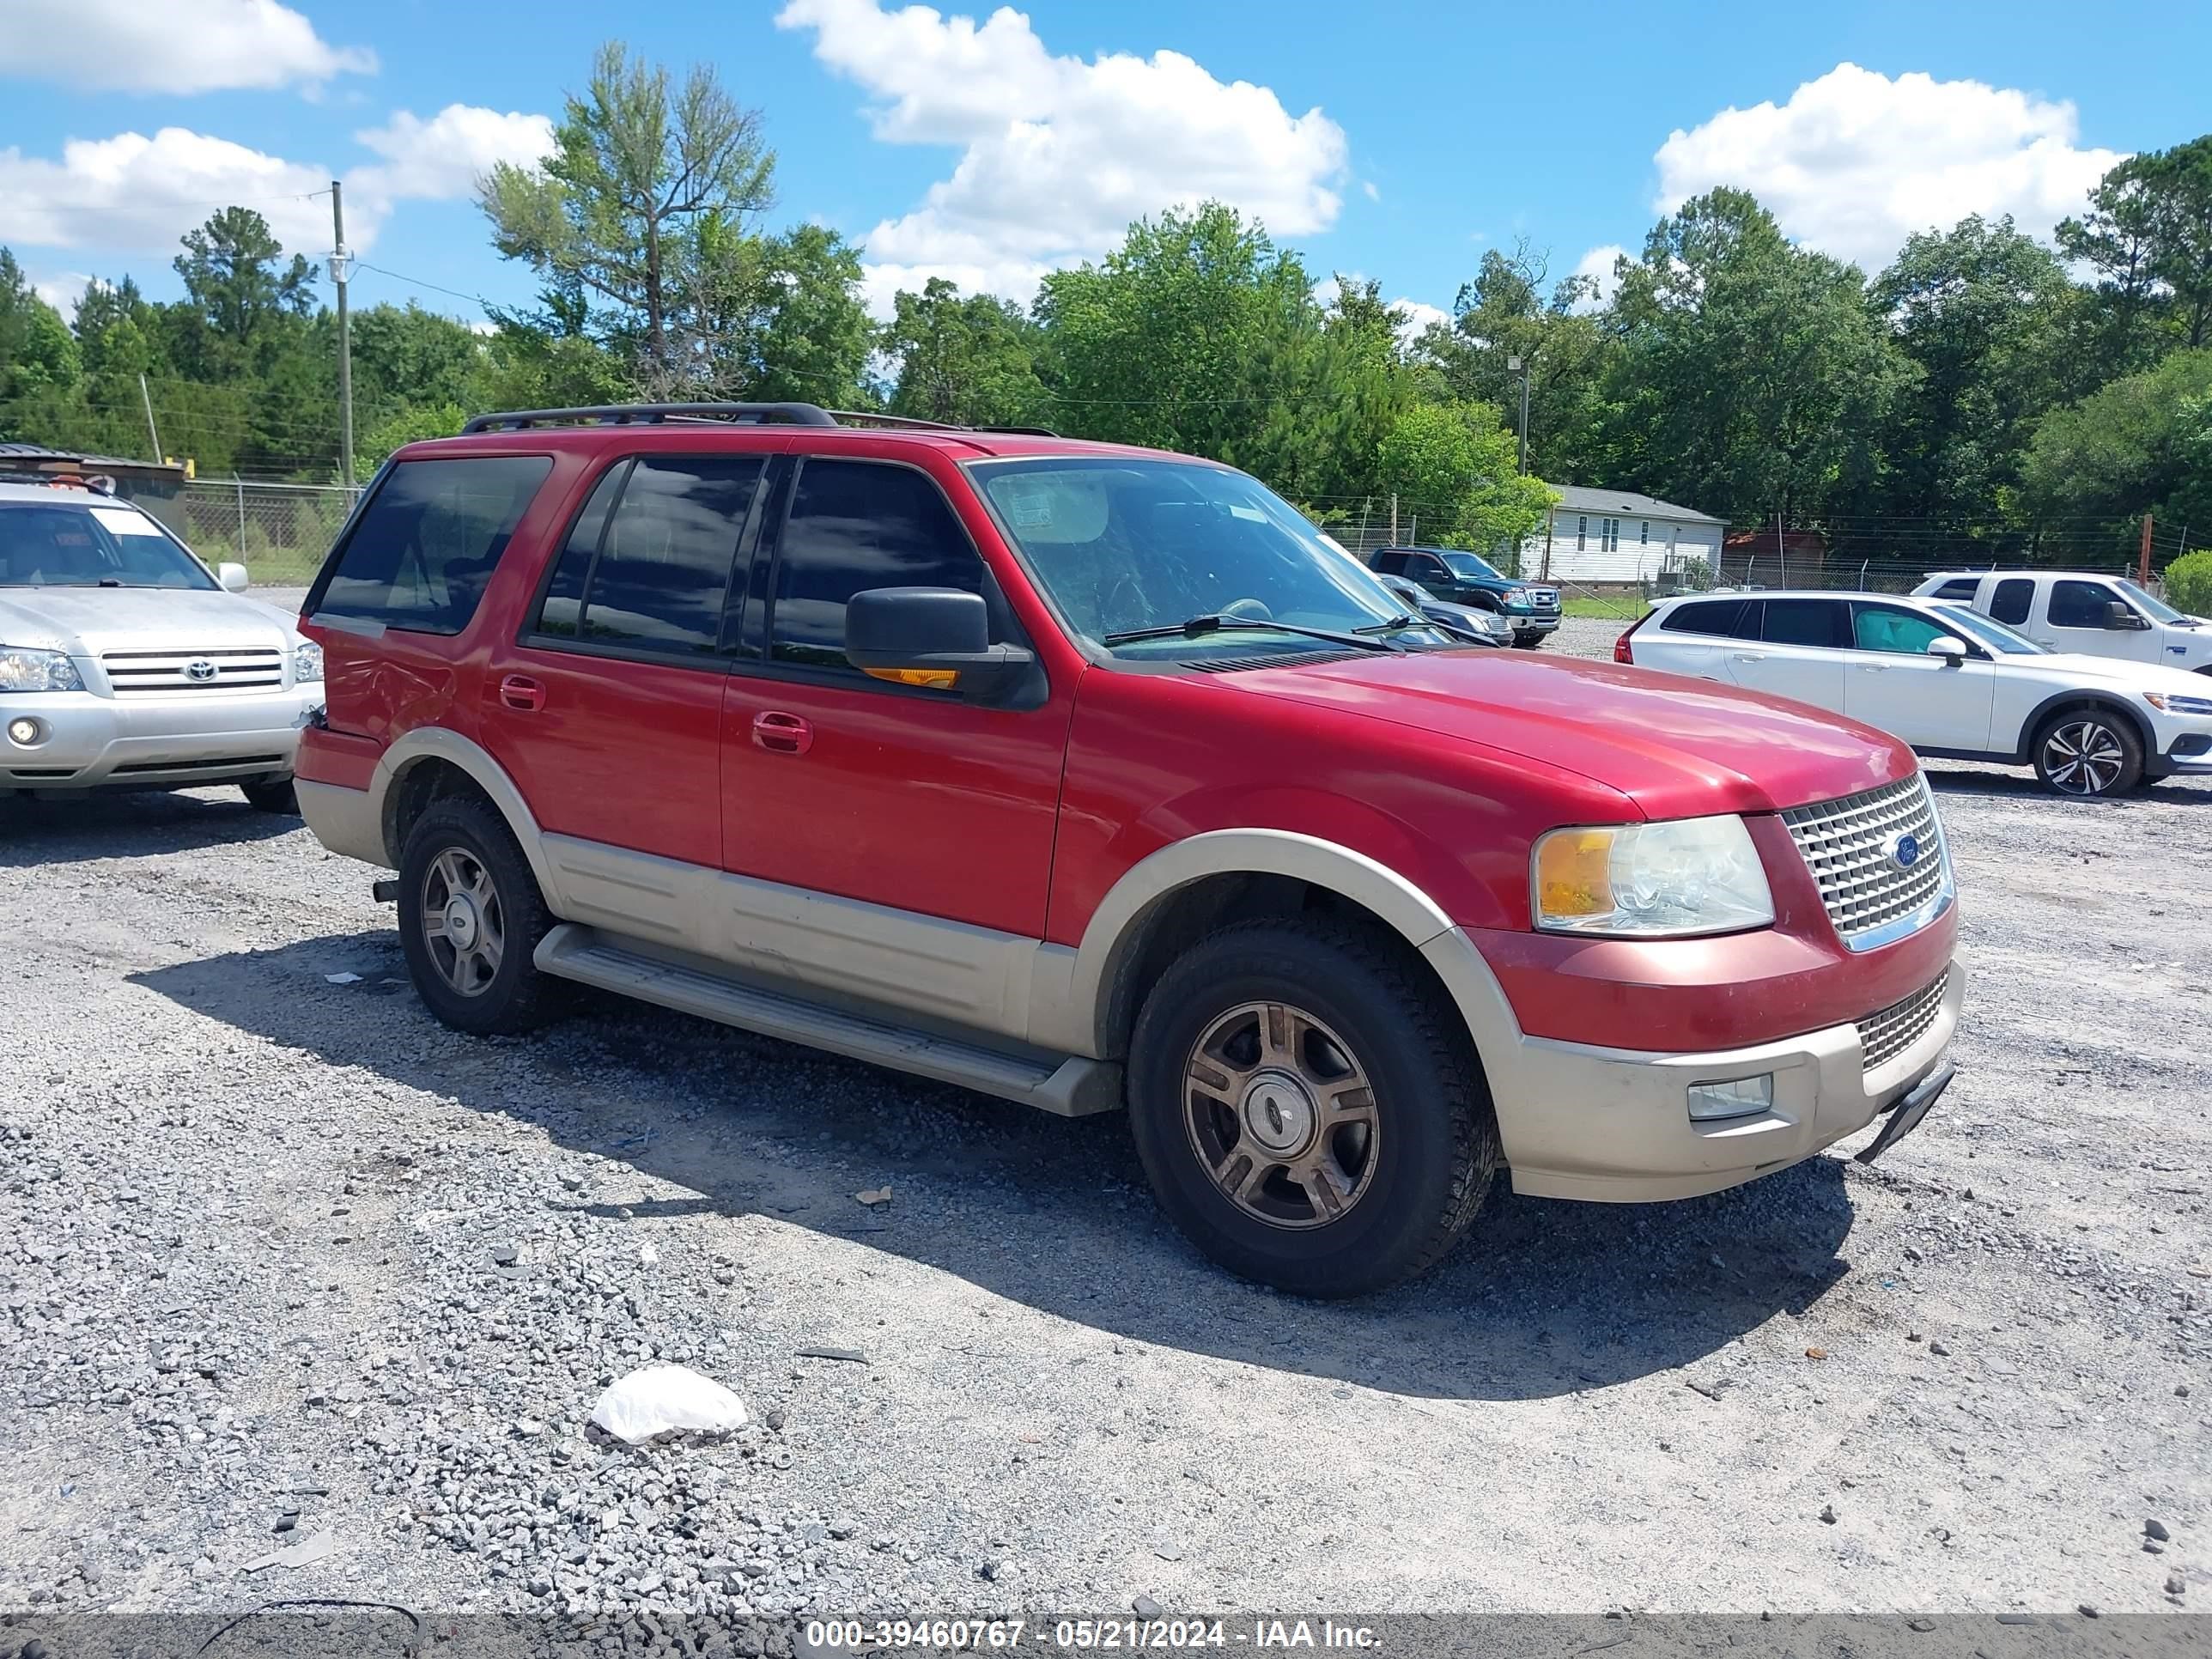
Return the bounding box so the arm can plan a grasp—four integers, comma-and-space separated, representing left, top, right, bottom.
0, 478, 324, 809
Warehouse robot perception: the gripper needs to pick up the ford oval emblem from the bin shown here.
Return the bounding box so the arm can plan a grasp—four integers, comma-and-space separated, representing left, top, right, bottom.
1890, 832, 1922, 871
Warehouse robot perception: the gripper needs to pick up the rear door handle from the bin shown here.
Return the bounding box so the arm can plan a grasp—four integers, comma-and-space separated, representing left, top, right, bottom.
499, 674, 545, 712
751, 710, 814, 755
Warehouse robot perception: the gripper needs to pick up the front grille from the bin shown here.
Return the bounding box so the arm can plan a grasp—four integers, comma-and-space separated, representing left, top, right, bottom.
1525, 588, 1559, 610
1781, 773, 1948, 948
1858, 971, 1950, 1073
101, 646, 283, 693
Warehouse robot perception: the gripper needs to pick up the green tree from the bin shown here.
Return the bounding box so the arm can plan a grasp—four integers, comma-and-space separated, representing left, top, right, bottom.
745, 223, 872, 406
1035, 203, 1322, 476
1375, 400, 1555, 556
1413, 240, 1616, 485
1602, 188, 1901, 524
169, 207, 317, 379
0, 250, 80, 404
2059, 156, 2167, 374
478, 40, 776, 396
2165, 547, 2212, 617
359, 401, 469, 471
2014, 349, 2212, 556
2143, 137, 2212, 352
885, 276, 1048, 427
347, 302, 483, 420
1869, 215, 2075, 533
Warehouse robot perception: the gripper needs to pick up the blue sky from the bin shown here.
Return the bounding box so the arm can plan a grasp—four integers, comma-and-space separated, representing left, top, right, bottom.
3, 0, 2208, 331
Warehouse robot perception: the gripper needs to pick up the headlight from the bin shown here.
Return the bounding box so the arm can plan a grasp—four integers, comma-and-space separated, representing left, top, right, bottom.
2143, 691, 2212, 716
0, 645, 84, 692
292, 640, 324, 684
1533, 815, 1775, 938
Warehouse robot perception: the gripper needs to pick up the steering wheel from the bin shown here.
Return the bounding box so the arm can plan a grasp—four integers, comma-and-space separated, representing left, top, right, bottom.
1218, 597, 1273, 622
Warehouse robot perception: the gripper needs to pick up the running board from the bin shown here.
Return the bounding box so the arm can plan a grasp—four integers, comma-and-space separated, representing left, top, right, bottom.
534, 925, 1121, 1117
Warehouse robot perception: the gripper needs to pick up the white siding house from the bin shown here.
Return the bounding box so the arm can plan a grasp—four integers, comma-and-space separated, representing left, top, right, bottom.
1519, 485, 1724, 585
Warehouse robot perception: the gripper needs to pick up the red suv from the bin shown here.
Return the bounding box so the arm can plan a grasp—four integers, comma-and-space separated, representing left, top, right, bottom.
295, 404, 1961, 1295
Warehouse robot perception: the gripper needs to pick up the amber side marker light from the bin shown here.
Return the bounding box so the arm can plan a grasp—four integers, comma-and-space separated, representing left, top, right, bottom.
862, 666, 960, 690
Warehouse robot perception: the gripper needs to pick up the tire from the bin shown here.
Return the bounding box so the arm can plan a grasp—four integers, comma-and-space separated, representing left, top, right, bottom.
1126, 919, 1500, 1297
396, 796, 562, 1035
1510, 633, 1543, 649
240, 776, 299, 814
2031, 707, 2144, 798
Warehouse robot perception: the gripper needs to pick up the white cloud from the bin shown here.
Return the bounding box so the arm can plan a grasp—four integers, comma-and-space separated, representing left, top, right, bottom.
0, 0, 374, 94
0, 106, 553, 263
1391, 298, 1451, 345
30, 270, 91, 319
1570, 244, 1626, 310
1654, 64, 2122, 273
777, 0, 1349, 308
350, 106, 556, 204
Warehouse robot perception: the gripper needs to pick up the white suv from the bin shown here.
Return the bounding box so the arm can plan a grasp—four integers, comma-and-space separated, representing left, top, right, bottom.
0, 478, 324, 808
1911, 569, 2212, 672
1620, 589, 2212, 797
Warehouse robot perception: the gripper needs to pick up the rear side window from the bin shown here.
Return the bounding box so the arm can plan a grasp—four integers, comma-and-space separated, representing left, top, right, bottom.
313, 456, 550, 634
1990, 578, 2034, 625
770, 460, 985, 674
1931, 579, 1980, 600
532, 457, 762, 655
1760, 598, 1846, 648
1661, 599, 1750, 637
1370, 551, 1405, 574
2050, 579, 2118, 629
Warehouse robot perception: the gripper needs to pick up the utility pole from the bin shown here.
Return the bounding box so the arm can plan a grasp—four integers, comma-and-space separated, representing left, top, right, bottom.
1507, 355, 1530, 474
330, 179, 355, 489
2139, 513, 2154, 588
137, 373, 162, 463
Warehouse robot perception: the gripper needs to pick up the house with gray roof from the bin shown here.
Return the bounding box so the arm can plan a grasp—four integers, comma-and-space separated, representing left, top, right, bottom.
1520, 483, 1725, 585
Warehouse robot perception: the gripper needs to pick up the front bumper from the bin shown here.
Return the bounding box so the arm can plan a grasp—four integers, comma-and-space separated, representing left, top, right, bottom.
1482, 960, 1964, 1203
0, 686, 322, 791
2149, 726, 2212, 777
1509, 614, 1561, 635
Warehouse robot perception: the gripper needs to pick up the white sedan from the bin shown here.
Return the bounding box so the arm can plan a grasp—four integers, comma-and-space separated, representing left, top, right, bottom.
1619, 589, 2212, 798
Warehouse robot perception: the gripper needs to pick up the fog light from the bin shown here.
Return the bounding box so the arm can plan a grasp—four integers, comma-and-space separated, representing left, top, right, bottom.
1687, 1074, 1773, 1121
7, 717, 41, 746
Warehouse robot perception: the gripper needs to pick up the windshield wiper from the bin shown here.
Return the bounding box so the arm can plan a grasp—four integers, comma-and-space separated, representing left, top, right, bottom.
1102, 615, 1403, 653
1353, 613, 1424, 635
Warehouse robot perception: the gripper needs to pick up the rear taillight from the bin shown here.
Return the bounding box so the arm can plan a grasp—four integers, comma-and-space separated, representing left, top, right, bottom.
1613, 611, 1650, 664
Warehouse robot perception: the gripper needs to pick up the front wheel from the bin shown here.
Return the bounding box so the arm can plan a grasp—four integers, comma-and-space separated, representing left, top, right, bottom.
1127, 920, 1499, 1297
1510, 633, 1544, 649
397, 797, 562, 1035
2032, 708, 2143, 798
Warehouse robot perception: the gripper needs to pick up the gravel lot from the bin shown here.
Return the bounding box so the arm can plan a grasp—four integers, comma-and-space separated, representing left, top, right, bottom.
2, 613, 2205, 1632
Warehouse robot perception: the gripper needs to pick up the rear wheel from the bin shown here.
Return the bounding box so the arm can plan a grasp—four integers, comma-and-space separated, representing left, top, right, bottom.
397, 797, 562, 1034
240, 776, 298, 814
1127, 920, 1499, 1297
2031, 708, 2142, 798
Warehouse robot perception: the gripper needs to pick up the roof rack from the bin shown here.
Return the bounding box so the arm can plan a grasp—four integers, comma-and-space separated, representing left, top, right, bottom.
461, 402, 841, 434
459, 402, 1061, 439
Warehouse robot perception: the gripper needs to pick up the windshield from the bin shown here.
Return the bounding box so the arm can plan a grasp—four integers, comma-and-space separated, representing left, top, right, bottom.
0, 500, 216, 589
2119, 577, 2192, 624
1936, 604, 2046, 655
972, 458, 1446, 658
1438, 551, 1506, 582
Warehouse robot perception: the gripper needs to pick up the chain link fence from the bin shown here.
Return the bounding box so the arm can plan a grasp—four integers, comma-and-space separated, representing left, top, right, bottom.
121, 480, 361, 586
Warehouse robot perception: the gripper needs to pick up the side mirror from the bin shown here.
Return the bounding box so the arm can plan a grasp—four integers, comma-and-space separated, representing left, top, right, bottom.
2106, 600, 2148, 630
1925, 635, 1970, 665
217, 562, 250, 593
845, 586, 1034, 700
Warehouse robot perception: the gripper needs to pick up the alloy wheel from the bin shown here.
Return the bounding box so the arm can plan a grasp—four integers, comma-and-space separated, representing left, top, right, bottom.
420, 847, 506, 996
2041, 720, 2127, 796
1181, 1000, 1380, 1230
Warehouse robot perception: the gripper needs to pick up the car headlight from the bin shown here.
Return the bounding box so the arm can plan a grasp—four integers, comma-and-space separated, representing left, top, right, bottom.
292, 640, 324, 684
1533, 815, 1775, 938
0, 645, 84, 692
2143, 691, 2212, 716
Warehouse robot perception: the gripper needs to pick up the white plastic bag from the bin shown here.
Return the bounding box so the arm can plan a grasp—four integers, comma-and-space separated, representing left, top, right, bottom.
588, 1364, 748, 1444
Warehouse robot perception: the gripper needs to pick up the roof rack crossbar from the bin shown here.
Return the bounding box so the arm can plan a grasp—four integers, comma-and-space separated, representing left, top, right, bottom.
460, 402, 840, 434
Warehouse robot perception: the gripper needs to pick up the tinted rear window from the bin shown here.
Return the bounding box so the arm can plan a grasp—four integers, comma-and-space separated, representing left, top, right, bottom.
1931, 579, 1980, 600
1661, 599, 1751, 637
1761, 598, 1846, 648
313, 456, 550, 635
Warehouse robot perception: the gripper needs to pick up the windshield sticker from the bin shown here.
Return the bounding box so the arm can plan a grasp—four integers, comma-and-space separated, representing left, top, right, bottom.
1000, 479, 1057, 529
1228, 504, 1267, 523
90, 507, 165, 537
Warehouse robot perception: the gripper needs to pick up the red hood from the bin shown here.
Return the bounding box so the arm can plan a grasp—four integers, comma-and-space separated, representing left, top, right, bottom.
1226, 648, 1915, 818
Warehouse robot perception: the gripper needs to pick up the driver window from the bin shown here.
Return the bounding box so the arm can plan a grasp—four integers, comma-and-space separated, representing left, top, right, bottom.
2049, 580, 2118, 629
1852, 605, 1951, 655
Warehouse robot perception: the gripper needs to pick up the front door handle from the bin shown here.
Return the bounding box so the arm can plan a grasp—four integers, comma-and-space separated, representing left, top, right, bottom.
751, 710, 814, 755
500, 674, 545, 712
1729, 652, 1766, 664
